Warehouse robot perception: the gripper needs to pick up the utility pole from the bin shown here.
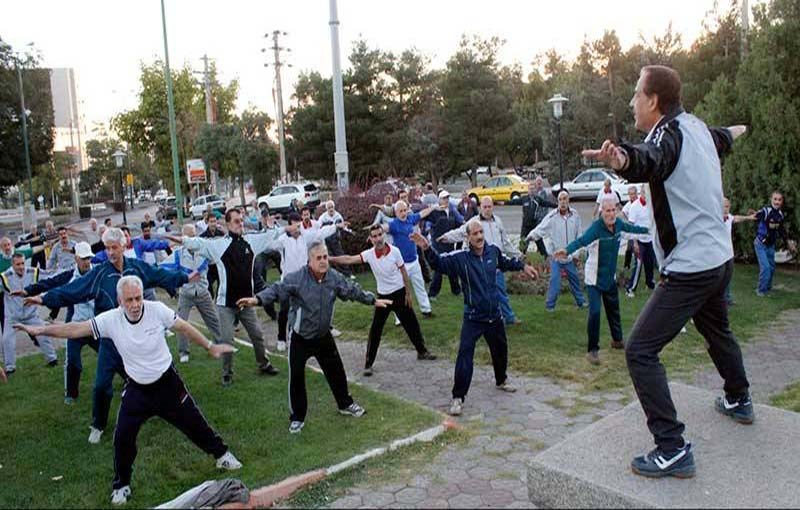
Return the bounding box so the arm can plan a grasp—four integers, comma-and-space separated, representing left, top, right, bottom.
329, 0, 349, 193
264, 31, 289, 184
741, 0, 750, 59
160, 0, 184, 223
200, 54, 218, 195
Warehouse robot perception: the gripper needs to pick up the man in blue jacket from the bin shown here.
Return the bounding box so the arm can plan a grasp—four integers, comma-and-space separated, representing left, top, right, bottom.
411, 221, 538, 417
24, 227, 196, 445
425, 190, 464, 298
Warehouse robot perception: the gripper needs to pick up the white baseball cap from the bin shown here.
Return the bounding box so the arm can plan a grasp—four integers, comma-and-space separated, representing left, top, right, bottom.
74, 242, 93, 259
438, 190, 451, 199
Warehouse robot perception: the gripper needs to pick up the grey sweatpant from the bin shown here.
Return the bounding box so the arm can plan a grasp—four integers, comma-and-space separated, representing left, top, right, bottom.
217, 305, 270, 377
177, 289, 223, 355
2, 314, 57, 369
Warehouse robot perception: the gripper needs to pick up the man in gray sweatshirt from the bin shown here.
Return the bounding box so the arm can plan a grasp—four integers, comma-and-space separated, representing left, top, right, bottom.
237, 240, 392, 435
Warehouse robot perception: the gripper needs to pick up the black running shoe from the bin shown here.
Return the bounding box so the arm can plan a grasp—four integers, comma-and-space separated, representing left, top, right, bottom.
259, 363, 279, 376
715, 394, 755, 424
631, 443, 695, 478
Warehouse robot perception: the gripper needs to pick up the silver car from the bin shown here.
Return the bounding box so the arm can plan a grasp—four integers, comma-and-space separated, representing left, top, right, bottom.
552, 168, 630, 202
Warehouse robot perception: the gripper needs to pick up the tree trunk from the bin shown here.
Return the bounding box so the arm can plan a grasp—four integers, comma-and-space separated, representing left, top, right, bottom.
239, 170, 246, 207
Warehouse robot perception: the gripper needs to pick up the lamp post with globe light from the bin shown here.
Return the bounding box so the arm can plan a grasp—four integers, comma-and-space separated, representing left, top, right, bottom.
113, 149, 127, 225
548, 93, 568, 192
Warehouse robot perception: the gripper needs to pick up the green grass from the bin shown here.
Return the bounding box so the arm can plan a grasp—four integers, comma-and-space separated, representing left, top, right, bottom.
0, 342, 441, 508
771, 380, 800, 412
335, 263, 800, 394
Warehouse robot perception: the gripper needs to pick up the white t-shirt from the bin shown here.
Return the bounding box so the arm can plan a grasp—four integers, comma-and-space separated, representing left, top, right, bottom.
360, 245, 406, 295
596, 188, 621, 212
625, 199, 653, 243
724, 215, 734, 236
91, 301, 178, 384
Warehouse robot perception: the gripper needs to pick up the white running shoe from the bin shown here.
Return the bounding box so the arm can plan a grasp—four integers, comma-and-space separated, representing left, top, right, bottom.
179, 354, 189, 364
681, 326, 688, 334
88, 426, 103, 444
111, 486, 131, 505
496, 380, 518, 393
338, 402, 366, 417
449, 398, 464, 416
216, 451, 242, 470
276, 340, 287, 352
330, 328, 342, 338
289, 421, 305, 434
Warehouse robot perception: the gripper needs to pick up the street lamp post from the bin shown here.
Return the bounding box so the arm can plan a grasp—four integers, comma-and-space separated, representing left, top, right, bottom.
548, 93, 569, 192
160, 0, 184, 223
113, 149, 127, 225
329, 0, 350, 193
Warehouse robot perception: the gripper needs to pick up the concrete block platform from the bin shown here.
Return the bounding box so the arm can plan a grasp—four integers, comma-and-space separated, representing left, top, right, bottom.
527, 383, 800, 508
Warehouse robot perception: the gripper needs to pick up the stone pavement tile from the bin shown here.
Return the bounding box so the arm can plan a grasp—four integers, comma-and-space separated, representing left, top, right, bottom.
512, 486, 529, 500
426, 482, 462, 500
394, 487, 427, 505
490, 478, 526, 492
481, 489, 516, 507
466, 466, 495, 481
361, 492, 395, 507
447, 493, 483, 508
415, 498, 449, 509
457, 478, 492, 495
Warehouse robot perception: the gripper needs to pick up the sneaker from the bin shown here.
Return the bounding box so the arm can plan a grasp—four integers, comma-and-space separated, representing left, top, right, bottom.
394, 316, 402, 327
626, 290, 635, 299
222, 374, 233, 387
216, 450, 242, 470
259, 363, 279, 376
330, 328, 342, 338
4, 367, 15, 375
179, 354, 189, 364
88, 426, 103, 444
715, 394, 755, 424
339, 402, 366, 417
422, 311, 434, 319
756, 291, 767, 297
496, 380, 517, 393
631, 443, 695, 479
449, 398, 464, 416
576, 303, 587, 310
363, 366, 374, 377
349, 274, 357, 280
586, 350, 601, 365
417, 351, 437, 361
505, 318, 522, 326
47, 359, 58, 368
611, 340, 625, 350
289, 421, 305, 434
64, 396, 76, 405
680, 326, 687, 334
111, 486, 131, 505
276, 340, 287, 352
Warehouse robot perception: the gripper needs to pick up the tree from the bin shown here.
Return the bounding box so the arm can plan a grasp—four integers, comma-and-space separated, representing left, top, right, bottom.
0, 42, 55, 189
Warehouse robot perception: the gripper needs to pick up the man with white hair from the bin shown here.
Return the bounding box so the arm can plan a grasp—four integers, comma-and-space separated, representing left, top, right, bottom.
238, 241, 392, 434
24, 227, 196, 444
527, 190, 585, 311
624, 184, 656, 297
16, 275, 240, 506
439, 196, 523, 325
425, 190, 464, 298
84, 218, 102, 246
382, 200, 436, 318
520, 176, 557, 256
0, 253, 59, 373
594, 178, 621, 218
554, 199, 649, 365
160, 224, 223, 364
20, 242, 97, 403
319, 200, 353, 278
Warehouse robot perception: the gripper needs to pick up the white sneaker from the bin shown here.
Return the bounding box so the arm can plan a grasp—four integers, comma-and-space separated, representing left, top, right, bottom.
276, 340, 287, 352
626, 290, 635, 299
330, 328, 342, 338
449, 398, 464, 416
179, 354, 189, 364
289, 421, 304, 434
338, 402, 366, 417
88, 426, 103, 444
111, 486, 131, 505
681, 326, 688, 334
216, 451, 242, 470
496, 380, 518, 393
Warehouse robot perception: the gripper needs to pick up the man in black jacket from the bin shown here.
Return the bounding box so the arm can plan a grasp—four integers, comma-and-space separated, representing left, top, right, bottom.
520, 177, 557, 256
425, 191, 464, 298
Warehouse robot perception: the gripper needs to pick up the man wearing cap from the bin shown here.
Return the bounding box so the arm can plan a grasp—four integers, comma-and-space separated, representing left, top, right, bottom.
22, 242, 97, 403
425, 190, 464, 298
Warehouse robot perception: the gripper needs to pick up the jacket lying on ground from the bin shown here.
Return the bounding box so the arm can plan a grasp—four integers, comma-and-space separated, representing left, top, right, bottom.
425, 244, 523, 323
256, 266, 375, 340
618, 107, 734, 275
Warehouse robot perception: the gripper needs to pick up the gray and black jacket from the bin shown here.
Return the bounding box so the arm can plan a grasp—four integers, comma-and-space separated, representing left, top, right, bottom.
619, 107, 734, 275
256, 266, 375, 340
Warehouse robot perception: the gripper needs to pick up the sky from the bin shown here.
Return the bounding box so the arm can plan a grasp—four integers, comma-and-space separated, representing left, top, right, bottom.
1, 0, 734, 133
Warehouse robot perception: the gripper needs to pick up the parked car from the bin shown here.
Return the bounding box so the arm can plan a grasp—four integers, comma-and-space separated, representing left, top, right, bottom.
551, 168, 630, 202
466, 174, 529, 204
189, 194, 227, 219
162, 196, 180, 219
256, 182, 321, 214
154, 189, 169, 201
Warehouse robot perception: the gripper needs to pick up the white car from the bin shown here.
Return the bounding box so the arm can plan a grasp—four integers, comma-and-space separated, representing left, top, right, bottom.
552, 168, 630, 202
153, 189, 169, 201
189, 194, 227, 220
257, 182, 321, 214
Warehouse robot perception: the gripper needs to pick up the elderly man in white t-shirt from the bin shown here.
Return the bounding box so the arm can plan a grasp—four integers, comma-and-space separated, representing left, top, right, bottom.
329, 223, 436, 376
624, 184, 656, 297
594, 178, 621, 218
15, 275, 240, 506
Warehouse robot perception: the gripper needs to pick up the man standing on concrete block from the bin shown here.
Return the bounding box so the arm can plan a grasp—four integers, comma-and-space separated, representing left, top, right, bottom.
412, 223, 538, 417
583, 64, 749, 479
